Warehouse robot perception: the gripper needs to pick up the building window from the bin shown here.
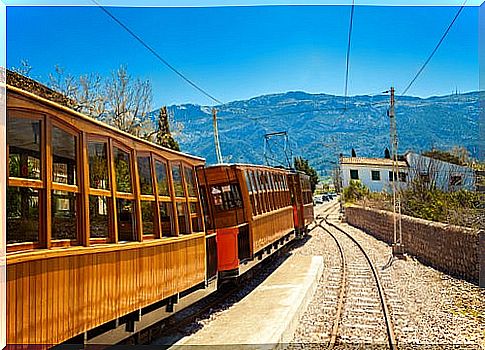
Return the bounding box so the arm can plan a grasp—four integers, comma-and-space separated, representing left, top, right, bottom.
419, 172, 430, 183
350, 169, 359, 180
389, 171, 398, 182
371, 170, 380, 181
399, 172, 407, 182
450, 175, 463, 186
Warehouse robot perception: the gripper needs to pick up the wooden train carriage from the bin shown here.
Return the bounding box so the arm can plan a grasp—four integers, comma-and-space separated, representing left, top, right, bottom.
288, 172, 315, 235
5, 84, 208, 345
197, 164, 294, 279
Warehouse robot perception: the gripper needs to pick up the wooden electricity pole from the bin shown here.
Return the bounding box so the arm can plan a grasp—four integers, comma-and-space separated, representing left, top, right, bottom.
212, 108, 223, 164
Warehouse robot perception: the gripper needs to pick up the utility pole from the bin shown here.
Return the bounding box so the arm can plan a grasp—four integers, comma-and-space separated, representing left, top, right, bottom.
386, 87, 404, 258
212, 108, 223, 164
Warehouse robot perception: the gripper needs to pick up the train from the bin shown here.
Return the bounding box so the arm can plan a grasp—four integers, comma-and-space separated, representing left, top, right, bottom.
4, 74, 314, 345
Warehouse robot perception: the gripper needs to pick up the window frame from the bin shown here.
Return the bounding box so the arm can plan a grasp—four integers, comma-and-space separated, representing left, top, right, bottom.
350, 169, 359, 180
371, 170, 381, 181
87, 135, 114, 244
49, 119, 81, 247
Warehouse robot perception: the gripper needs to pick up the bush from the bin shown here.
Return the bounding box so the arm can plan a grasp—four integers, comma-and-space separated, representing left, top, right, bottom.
343, 180, 370, 202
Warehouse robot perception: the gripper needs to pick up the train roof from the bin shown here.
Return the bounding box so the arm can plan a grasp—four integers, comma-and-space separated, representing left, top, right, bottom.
203, 163, 293, 172
6, 72, 205, 164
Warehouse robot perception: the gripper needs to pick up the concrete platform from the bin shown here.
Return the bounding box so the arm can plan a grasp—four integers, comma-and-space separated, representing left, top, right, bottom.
172, 254, 324, 349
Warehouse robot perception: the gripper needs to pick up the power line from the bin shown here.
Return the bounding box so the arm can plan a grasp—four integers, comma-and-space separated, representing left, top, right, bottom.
344, 0, 356, 109
91, 0, 224, 105
401, 0, 468, 96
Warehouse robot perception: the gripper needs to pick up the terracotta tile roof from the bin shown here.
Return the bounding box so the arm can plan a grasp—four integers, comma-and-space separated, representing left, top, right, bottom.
340, 157, 408, 168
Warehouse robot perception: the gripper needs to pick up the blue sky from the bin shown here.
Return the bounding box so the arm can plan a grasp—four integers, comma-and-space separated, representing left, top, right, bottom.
6, 3, 480, 106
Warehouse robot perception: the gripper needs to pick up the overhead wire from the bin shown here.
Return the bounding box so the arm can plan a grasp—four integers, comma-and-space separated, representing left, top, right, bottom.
90, 0, 224, 105
344, 0, 356, 110
400, 0, 468, 96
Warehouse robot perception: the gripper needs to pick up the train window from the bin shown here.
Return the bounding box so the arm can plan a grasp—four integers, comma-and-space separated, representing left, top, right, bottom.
159, 202, 174, 237
51, 190, 78, 241
199, 186, 213, 230
89, 195, 110, 238
117, 199, 137, 241
52, 126, 77, 185
155, 160, 170, 197
8, 116, 42, 180
184, 166, 197, 197
171, 163, 185, 197
192, 216, 203, 233
244, 171, 252, 193
88, 141, 109, 190
141, 201, 156, 236
137, 156, 154, 195
176, 202, 189, 234
114, 147, 133, 193
6, 187, 40, 244
211, 184, 243, 211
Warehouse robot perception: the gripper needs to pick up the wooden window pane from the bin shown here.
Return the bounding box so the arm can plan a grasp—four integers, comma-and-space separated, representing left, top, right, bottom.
7, 186, 40, 244
52, 126, 77, 185
137, 156, 154, 195
245, 170, 252, 193
155, 160, 170, 197
8, 117, 41, 180
192, 216, 203, 233
172, 163, 184, 197
177, 202, 189, 234
184, 166, 197, 197
114, 147, 132, 193
89, 195, 110, 238
51, 190, 77, 240
117, 199, 137, 241
141, 201, 156, 235
88, 141, 110, 190
159, 202, 174, 237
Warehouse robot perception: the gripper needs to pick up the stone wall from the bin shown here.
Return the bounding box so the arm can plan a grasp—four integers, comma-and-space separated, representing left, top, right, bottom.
345, 205, 482, 285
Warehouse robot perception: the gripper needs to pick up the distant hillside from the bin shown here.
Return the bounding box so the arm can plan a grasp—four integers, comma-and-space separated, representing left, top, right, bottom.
155, 91, 480, 176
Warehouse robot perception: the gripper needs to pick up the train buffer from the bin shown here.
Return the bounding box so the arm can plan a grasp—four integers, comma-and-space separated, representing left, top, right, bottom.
172, 255, 324, 348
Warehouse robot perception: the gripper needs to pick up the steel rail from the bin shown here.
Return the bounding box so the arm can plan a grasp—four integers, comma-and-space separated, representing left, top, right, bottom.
322, 218, 398, 350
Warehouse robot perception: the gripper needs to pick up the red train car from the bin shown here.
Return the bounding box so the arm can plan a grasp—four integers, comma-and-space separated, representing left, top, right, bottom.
288, 171, 315, 235
197, 164, 295, 280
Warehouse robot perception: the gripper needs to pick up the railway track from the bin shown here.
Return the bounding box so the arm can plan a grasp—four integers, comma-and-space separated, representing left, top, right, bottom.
315, 204, 397, 349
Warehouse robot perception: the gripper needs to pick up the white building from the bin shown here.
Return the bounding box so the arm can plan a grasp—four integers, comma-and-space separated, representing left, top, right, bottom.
405, 152, 476, 191
340, 156, 409, 192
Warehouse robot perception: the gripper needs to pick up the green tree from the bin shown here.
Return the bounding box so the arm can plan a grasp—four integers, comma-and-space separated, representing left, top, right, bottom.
294, 157, 319, 193
155, 106, 180, 151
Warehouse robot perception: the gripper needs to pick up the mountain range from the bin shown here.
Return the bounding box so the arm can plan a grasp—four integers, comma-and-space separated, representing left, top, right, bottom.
159, 91, 481, 177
